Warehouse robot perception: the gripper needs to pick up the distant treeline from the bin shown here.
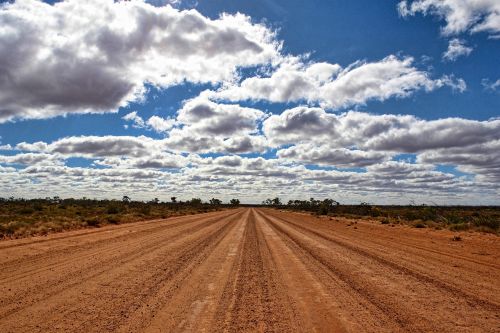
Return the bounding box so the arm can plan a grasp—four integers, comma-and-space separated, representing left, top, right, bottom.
0, 196, 240, 206
260, 197, 500, 233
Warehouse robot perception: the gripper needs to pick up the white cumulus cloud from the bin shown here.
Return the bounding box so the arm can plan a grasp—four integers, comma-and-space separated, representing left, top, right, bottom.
0, 0, 280, 122
443, 38, 473, 61
210, 55, 464, 109
122, 111, 176, 132
398, 0, 500, 36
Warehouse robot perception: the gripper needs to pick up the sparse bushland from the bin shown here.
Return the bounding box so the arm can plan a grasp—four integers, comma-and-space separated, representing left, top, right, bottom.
0, 196, 240, 239
262, 198, 500, 234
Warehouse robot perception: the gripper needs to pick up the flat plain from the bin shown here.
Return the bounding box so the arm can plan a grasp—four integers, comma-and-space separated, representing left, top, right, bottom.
0, 208, 499, 332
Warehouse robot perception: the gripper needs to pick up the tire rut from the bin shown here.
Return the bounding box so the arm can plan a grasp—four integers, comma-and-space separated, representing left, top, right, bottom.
214, 209, 297, 332
256, 210, 412, 332
0, 210, 244, 331
258, 209, 500, 332
0, 209, 241, 277
264, 210, 500, 312
1, 208, 498, 333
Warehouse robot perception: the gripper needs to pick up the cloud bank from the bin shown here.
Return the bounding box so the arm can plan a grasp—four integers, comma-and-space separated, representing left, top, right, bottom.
0, 0, 497, 204
0, 0, 280, 122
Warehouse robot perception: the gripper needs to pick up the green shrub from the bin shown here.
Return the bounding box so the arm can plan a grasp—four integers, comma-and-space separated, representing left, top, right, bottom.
18, 207, 34, 215
86, 218, 100, 227
449, 223, 469, 231
446, 214, 464, 224
474, 218, 499, 231
106, 205, 120, 214
33, 204, 44, 211
404, 211, 420, 221
139, 205, 151, 215
371, 207, 383, 217
106, 215, 120, 224
318, 205, 329, 215
475, 226, 498, 234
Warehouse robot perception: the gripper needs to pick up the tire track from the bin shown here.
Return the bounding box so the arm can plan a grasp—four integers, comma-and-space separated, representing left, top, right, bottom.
72, 208, 240, 333
269, 211, 500, 270
263, 209, 500, 312
258, 209, 500, 332
214, 209, 297, 332
0, 209, 242, 291
132, 209, 251, 333
255, 210, 356, 332
255, 209, 414, 332
0, 209, 240, 273
0, 210, 244, 329
1, 208, 498, 332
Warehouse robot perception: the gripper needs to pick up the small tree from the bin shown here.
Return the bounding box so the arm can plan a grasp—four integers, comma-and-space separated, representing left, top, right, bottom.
271, 197, 282, 206
263, 198, 281, 206
171, 196, 177, 203
230, 198, 240, 206
190, 198, 202, 205
209, 198, 222, 205
122, 195, 131, 203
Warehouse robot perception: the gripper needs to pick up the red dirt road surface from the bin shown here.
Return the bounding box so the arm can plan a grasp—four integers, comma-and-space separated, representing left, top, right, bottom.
1, 208, 499, 332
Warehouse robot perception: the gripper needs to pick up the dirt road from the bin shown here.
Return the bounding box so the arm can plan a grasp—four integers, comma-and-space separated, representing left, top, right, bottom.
1, 208, 499, 332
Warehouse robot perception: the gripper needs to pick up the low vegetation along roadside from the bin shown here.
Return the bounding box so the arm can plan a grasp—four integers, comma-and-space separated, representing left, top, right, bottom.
0, 196, 240, 239
262, 197, 500, 234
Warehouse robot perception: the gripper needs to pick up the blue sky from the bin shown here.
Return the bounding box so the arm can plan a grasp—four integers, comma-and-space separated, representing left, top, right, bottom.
0, 0, 499, 204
